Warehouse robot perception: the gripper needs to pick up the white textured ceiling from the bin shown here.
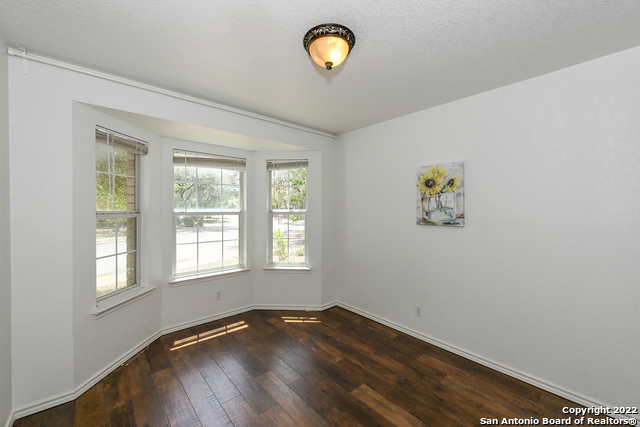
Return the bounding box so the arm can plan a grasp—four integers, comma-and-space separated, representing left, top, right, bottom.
2, 0, 640, 135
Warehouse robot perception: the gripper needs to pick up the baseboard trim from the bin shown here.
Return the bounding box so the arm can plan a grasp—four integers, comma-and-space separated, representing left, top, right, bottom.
3, 411, 14, 427
253, 302, 337, 311
161, 305, 254, 335
334, 302, 639, 422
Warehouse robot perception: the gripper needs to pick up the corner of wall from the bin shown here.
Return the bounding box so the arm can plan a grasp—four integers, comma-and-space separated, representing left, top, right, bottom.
0, 34, 14, 427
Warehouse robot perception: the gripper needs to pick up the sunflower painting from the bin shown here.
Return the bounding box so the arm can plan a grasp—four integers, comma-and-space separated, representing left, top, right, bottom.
416, 161, 464, 226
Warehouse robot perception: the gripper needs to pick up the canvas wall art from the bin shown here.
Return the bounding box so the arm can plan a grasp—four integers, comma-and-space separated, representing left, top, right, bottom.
416, 161, 465, 226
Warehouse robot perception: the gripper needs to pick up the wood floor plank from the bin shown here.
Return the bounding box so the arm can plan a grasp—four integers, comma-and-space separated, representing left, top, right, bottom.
327, 308, 399, 339
146, 338, 173, 374
321, 312, 446, 381
415, 338, 542, 402
352, 384, 425, 427
127, 355, 169, 427
259, 404, 299, 427
108, 401, 137, 427
187, 343, 241, 405
73, 382, 109, 427
13, 412, 44, 427
268, 317, 345, 363
221, 395, 269, 427
309, 310, 345, 330
102, 365, 132, 410
204, 337, 277, 414
153, 368, 202, 427
306, 323, 439, 386
256, 371, 329, 427
39, 401, 75, 427
280, 350, 398, 427
281, 341, 362, 392
336, 357, 464, 426
232, 333, 302, 385
221, 333, 271, 378
168, 349, 233, 427
417, 352, 543, 418
289, 377, 363, 427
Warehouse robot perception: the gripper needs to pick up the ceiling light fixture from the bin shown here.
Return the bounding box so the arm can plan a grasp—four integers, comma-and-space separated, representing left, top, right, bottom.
303, 23, 355, 71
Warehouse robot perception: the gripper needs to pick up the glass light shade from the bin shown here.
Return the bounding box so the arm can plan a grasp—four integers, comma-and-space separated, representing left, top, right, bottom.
308, 36, 350, 70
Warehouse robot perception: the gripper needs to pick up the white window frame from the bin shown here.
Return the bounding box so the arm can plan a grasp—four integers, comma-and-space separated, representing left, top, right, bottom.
267, 159, 308, 267
95, 126, 147, 302
172, 150, 246, 279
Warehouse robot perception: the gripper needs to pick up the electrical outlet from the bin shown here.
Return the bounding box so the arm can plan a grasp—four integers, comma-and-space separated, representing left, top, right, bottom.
216, 291, 222, 301
415, 304, 422, 317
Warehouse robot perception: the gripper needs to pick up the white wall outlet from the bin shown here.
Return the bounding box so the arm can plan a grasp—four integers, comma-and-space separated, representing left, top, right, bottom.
415, 304, 422, 317
216, 291, 222, 301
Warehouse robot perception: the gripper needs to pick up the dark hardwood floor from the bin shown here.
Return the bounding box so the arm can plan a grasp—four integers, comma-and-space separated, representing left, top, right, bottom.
14, 307, 609, 426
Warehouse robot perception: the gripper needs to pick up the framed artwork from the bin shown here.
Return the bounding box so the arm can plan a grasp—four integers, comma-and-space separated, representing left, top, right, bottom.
416, 161, 465, 226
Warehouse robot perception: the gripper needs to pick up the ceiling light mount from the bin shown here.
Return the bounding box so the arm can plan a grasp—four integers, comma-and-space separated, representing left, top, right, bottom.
303, 23, 355, 70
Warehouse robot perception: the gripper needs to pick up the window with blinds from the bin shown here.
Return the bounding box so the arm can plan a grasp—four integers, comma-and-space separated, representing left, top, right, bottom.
173, 150, 246, 277
95, 126, 148, 300
267, 159, 308, 266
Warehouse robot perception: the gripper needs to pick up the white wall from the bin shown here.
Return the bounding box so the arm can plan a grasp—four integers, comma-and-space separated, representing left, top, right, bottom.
8, 57, 336, 413
0, 33, 13, 427
337, 46, 640, 408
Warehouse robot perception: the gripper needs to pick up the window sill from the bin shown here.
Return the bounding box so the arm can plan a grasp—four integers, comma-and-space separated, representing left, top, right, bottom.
263, 266, 311, 273
169, 268, 251, 287
92, 286, 156, 319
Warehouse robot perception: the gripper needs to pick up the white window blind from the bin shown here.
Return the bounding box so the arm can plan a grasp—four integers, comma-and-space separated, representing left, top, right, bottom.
174, 150, 246, 172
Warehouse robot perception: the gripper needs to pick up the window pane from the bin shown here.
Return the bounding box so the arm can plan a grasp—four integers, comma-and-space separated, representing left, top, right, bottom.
96, 173, 111, 211
200, 215, 222, 242
95, 141, 110, 173
174, 181, 197, 211
223, 169, 239, 185
199, 241, 222, 271
273, 214, 289, 238
176, 215, 198, 244
198, 167, 221, 184
290, 186, 306, 210
96, 218, 116, 257
174, 165, 186, 181
174, 182, 185, 211
291, 168, 307, 185
176, 243, 197, 274
197, 183, 221, 210
273, 237, 289, 262
126, 251, 137, 286
117, 253, 136, 291
114, 175, 128, 211
269, 164, 306, 266
271, 186, 288, 210
222, 185, 240, 210
116, 217, 137, 254
223, 241, 239, 267
289, 239, 305, 263
272, 169, 288, 187
112, 146, 130, 176
185, 166, 197, 181
96, 256, 116, 298
223, 215, 239, 240
290, 214, 305, 240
